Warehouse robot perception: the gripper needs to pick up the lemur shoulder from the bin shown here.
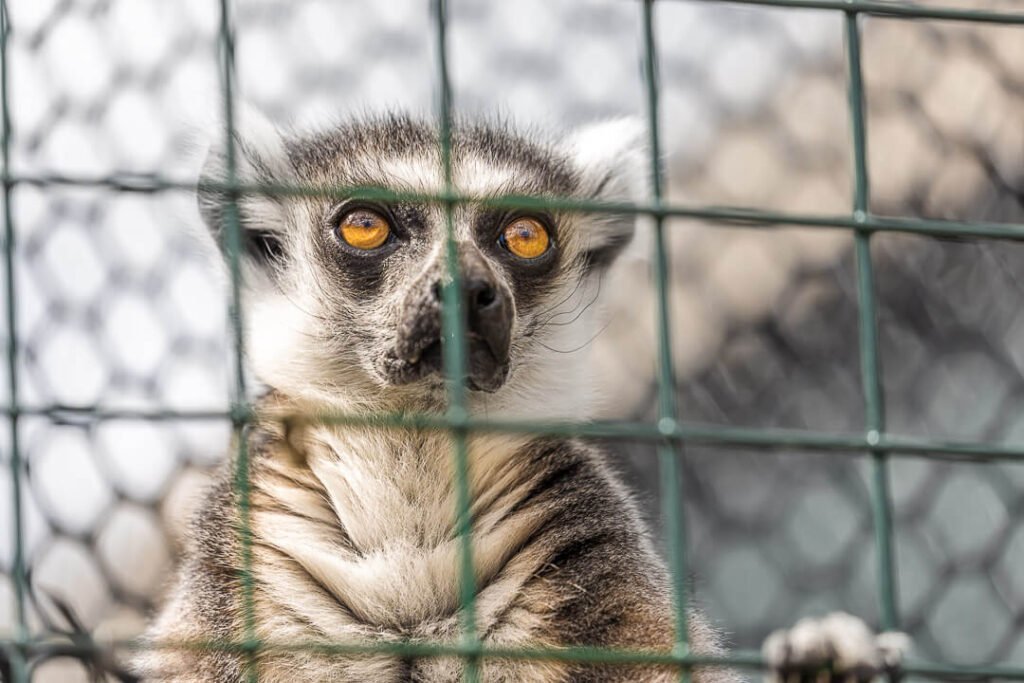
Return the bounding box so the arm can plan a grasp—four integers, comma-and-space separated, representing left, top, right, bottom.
135, 113, 906, 682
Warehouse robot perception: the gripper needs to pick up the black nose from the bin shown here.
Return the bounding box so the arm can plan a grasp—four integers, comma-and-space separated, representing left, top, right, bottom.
463, 276, 511, 391
425, 275, 511, 390
431, 278, 502, 315
465, 278, 498, 313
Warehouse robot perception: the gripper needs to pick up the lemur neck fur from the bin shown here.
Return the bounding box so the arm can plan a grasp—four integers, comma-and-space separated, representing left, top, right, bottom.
247, 391, 547, 633
254, 390, 536, 552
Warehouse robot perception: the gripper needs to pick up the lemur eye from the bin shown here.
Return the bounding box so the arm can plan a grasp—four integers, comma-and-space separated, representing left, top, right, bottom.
500, 218, 550, 260
338, 209, 391, 250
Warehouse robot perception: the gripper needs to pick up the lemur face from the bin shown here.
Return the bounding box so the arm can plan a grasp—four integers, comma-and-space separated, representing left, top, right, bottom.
199, 114, 643, 415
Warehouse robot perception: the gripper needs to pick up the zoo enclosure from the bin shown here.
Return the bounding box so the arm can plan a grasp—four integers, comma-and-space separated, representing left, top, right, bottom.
1, 0, 1024, 681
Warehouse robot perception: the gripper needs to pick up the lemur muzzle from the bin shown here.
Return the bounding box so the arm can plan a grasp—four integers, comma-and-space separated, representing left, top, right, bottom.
391, 246, 513, 392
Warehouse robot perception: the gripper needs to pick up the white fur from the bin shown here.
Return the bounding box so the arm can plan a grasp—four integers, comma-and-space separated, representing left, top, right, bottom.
762, 612, 910, 682
562, 118, 648, 254
141, 113, 735, 683
565, 118, 647, 196
224, 115, 644, 422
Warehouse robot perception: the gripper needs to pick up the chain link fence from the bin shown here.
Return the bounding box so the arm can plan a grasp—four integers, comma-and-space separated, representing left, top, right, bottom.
1, 0, 1023, 680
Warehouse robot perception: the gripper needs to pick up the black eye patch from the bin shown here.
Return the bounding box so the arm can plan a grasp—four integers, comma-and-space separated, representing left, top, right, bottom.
317, 200, 434, 298
471, 207, 561, 309
388, 203, 429, 236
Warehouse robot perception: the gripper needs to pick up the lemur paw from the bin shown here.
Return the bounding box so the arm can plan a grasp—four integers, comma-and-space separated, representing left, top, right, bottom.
762, 612, 910, 683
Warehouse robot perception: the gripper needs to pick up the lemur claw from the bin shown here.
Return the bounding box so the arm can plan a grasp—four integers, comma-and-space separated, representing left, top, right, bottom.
762, 612, 910, 683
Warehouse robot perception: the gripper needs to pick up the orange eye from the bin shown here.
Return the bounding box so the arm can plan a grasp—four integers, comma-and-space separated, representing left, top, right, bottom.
338, 209, 391, 250
501, 218, 550, 259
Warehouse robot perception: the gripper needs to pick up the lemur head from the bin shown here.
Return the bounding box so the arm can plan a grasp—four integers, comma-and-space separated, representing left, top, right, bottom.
199, 113, 644, 417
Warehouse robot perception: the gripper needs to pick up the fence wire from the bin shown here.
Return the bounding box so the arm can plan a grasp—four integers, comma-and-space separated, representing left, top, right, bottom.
1, 0, 1024, 681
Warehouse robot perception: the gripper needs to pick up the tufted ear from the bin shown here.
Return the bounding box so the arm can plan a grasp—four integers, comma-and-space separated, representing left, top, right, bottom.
563, 118, 647, 270
198, 109, 296, 281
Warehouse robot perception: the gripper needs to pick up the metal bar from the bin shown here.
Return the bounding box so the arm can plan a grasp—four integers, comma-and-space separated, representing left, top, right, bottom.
15, 404, 1024, 462
432, 1, 479, 681
642, 2, 690, 676
845, 11, 899, 632
8, 635, 763, 669
0, 2, 28, 671
215, 0, 258, 679
16, 635, 1024, 681
6, 172, 1024, 241
0, 642, 27, 683
685, 0, 1024, 24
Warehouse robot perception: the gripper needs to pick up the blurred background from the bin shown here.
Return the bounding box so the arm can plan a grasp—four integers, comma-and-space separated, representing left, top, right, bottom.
1, 0, 1023, 680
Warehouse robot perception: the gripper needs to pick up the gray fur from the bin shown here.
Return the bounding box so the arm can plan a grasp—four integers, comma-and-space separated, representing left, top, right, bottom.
137, 113, 740, 682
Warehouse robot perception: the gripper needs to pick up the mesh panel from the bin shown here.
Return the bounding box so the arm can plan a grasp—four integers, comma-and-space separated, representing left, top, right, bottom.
1, 0, 1023, 680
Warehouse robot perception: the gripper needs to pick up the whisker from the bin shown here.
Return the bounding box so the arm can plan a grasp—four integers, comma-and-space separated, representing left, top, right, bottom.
282, 291, 333, 324
529, 269, 606, 337
533, 268, 588, 320
534, 320, 611, 355
538, 270, 604, 329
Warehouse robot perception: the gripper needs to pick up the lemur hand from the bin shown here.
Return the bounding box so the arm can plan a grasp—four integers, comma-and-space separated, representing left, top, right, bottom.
762, 612, 910, 683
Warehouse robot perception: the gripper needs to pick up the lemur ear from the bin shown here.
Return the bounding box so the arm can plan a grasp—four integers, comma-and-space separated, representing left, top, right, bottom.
198, 109, 295, 277
563, 118, 647, 269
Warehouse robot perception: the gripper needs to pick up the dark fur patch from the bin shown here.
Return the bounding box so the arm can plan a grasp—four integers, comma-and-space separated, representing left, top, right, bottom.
470, 207, 562, 310
581, 219, 634, 272
285, 114, 578, 199
314, 200, 432, 299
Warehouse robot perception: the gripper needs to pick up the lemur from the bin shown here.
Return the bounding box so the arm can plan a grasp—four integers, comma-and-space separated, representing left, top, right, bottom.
135, 112, 907, 682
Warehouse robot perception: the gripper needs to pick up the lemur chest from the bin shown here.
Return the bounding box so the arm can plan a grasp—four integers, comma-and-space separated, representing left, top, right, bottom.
249, 430, 551, 635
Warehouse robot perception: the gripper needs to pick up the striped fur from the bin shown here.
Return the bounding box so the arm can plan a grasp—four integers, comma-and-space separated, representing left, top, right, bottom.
136, 114, 740, 682
136, 394, 736, 682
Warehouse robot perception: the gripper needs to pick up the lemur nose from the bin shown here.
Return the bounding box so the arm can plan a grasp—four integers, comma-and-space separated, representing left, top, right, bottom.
408, 271, 512, 391
431, 278, 500, 312
466, 278, 498, 312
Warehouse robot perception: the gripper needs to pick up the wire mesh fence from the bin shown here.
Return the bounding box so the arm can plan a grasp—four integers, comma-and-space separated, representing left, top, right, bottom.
1, 0, 1024, 681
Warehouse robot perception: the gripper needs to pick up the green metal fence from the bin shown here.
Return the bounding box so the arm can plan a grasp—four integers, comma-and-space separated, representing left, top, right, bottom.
2, 0, 1024, 680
